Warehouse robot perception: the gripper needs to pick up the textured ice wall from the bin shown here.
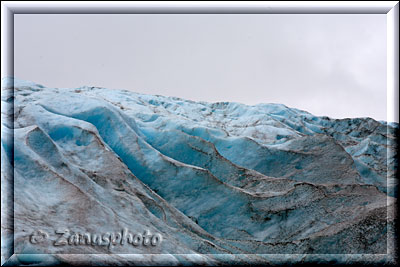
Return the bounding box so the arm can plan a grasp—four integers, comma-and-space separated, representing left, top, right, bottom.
1, 78, 397, 265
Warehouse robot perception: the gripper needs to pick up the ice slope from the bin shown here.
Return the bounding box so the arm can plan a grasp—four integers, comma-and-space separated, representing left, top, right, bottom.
82, 82, 397, 195
1, 78, 397, 265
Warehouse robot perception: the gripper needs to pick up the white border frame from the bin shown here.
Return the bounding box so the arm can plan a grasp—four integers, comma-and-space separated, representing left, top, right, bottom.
1, 1, 399, 266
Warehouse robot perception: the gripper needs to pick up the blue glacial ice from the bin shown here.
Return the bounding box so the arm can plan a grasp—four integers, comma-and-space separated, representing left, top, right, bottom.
1, 77, 397, 265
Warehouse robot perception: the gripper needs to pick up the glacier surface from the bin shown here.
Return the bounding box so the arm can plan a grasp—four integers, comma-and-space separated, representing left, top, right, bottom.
1, 78, 397, 265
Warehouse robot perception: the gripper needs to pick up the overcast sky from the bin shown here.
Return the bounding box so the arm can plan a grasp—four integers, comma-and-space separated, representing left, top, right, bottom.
14, 14, 389, 121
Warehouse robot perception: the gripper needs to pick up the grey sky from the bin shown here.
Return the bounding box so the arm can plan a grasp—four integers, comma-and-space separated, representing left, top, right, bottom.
14, 14, 388, 121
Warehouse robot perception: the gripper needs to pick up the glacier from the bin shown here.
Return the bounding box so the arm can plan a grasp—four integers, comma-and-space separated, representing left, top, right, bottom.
1, 78, 397, 266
